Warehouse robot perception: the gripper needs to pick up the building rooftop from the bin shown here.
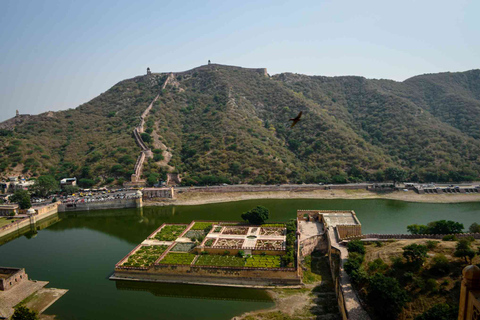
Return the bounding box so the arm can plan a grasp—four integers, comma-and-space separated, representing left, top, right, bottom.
322, 212, 359, 226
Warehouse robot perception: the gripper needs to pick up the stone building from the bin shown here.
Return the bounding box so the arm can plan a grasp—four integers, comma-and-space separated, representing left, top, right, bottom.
0, 267, 26, 291
458, 265, 480, 320
142, 187, 175, 200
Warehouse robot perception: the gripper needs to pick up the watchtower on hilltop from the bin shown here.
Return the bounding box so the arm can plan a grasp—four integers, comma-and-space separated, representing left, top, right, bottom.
146, 67, 151, 75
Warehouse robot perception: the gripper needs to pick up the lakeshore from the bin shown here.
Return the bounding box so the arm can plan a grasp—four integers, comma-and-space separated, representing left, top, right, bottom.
146, 188, 480, 207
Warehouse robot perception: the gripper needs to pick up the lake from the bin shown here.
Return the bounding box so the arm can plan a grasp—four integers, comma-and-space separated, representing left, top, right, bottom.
1, 199, 480, 319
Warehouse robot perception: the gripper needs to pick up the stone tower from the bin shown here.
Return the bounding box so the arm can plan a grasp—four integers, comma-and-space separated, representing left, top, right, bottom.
208, 60, 211, 65
147, 67, 151, 75
16, 110, 19, 117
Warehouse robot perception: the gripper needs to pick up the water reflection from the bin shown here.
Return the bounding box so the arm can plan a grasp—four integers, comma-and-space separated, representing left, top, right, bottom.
115, 280, 272, 302
0, 214, 60, 245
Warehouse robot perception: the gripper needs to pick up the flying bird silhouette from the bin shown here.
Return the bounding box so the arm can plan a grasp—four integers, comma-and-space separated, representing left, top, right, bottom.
289, 111, 303, 128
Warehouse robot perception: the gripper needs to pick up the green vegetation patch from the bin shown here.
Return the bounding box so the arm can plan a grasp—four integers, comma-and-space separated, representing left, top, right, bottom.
184, 230, 205, 239
245, 255, 282, 268
122, 245, 168, 268
171, 242, 196, 252
191, 222, 216, 230
154, 225, 187, 241
0, 218, 23, 228
195, 255, 245, 267
159, 252, 196, 265
261, 223, 286, 227
204, 239, 215, 247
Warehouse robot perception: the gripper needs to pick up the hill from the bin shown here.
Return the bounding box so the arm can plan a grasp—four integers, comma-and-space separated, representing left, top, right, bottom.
1, 65, 480, 186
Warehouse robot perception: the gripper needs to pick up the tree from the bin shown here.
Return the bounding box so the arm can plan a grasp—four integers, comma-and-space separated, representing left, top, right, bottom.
454, 239, 475, 263
414, 303, 458, 320
63, 185, 79, 195
12, 305, 38, 320
147, 173, 160, 187
469, 222, 480, 233
241, 206, 269, 224
347, 240, 366, 255
427, 220, 463, 234
385, 167, 407, 186
407, 220, 464, 235
407, 224, 428, 235
403, 244, 428, 264
32, 175, 58, 197
367, 273, 408, 319
78, 178, 95, 188
10, 190, 31, 209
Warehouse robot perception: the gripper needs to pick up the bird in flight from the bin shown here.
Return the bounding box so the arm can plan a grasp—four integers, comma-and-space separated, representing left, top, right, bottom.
289, 111, 303, 128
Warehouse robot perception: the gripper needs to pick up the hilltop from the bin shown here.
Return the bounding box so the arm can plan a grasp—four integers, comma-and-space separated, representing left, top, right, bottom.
1, 64, 480, 186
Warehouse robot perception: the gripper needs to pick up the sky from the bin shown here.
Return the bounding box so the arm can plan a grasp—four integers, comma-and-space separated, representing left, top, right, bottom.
0, 0, 479, 121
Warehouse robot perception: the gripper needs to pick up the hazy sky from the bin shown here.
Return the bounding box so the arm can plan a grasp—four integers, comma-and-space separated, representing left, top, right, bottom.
1, 0, 478, 121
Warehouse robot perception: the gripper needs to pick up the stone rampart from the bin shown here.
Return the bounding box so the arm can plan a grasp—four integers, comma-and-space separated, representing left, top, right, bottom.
326, 228, 371, 320
344, 232, 480, 241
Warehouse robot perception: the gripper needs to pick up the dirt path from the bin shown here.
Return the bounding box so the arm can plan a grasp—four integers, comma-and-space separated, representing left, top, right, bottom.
233, 255, 340, 320
144, 189, 480, 207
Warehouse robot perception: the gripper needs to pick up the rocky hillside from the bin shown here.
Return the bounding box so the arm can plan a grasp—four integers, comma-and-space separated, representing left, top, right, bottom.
1, 65, 480, 185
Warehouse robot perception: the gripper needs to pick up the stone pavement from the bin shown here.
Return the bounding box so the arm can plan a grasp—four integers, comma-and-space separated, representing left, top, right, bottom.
0, 280, 48, 319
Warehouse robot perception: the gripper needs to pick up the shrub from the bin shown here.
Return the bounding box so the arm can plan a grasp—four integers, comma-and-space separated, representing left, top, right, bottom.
426, 240, 439, 250
414, 303, 457, 320
429, 254, 450, 276
442, 235, 457, 241
424, 278, 438, 293
368, 258, 388, 274
454, 239, 476, 263
403, 244, 428, 264
140, 132, 152, 143
12, 305, 38, 320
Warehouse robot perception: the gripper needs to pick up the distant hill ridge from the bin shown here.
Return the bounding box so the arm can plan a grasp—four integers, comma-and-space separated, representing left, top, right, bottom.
1, 65, 479, 186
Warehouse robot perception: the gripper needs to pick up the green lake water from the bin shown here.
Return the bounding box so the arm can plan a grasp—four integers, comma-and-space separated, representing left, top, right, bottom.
1, 198, 480, 319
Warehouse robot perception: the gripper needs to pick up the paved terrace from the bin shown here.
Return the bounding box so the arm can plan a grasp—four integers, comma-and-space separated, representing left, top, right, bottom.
205, 225, 287, 249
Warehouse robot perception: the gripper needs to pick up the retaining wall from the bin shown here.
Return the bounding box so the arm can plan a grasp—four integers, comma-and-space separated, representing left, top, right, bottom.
58, 198, 142, 212
113, 264, 300, 287
300, 234, 327, 257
